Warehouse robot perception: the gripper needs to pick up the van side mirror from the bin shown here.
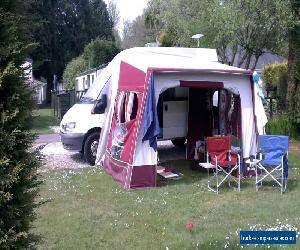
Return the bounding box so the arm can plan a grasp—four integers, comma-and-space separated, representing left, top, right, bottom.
91, 94, 107, 114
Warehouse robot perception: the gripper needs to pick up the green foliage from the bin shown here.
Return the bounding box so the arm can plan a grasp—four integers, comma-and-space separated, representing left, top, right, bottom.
63, 56, 87, 90
31, 108, 60, 134
292, 26, 300, 123
159, 31, 174, 47
83, 38, 120, 69
262, 63, 288, 87
144, 0, 293, 68
31, 0, 113, 100
266, 115, 300, 139
63, 39, 120, 89
0, 1, 40, 248
287, 1, 300, 124
122, 15, 156, 49
262, 62, 288, 113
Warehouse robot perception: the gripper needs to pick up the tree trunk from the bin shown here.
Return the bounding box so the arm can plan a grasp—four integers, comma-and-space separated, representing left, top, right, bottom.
286, 30, 296, 113
237, 49, 248, 68
251, 53, 262, 71
244, 53, 252, 70
229, 46, 238, 66
287, 0, 300, 122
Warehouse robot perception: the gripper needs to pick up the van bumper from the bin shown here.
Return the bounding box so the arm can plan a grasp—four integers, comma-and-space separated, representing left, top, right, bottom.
60, 132, 85, 151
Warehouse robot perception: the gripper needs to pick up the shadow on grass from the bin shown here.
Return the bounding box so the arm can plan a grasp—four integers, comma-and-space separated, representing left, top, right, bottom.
70, 153, 86, 164
286, 178, 299, 191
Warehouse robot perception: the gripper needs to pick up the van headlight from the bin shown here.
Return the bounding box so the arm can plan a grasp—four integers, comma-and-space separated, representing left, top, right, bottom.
63, 122, 76, 132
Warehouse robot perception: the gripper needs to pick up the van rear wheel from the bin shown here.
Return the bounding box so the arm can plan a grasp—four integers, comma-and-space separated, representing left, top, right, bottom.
171, 138, 186, 147
84, 132, 100, 165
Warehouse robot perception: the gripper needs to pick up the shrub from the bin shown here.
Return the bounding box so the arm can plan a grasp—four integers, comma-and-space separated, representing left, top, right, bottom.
63, 56, 87, 90
266, 115, 300, 139
0, 1, 41, 248
83, 38, 121, 69
63, 39, 121, 90
261, 62, 288, 114
159, 31, 174, 47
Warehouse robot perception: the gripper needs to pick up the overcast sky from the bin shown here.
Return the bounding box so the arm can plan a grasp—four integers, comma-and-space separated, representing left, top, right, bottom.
103, 0, 149, 35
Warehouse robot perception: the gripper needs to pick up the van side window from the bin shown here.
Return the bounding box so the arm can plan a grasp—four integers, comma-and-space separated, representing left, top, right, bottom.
116, 92, 138, 123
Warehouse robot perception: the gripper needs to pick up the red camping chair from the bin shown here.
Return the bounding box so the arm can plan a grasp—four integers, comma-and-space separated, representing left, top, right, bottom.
199, 136, 241, 194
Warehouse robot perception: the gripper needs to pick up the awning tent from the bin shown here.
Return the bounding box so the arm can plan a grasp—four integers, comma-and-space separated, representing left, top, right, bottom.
95, 47, 267, 189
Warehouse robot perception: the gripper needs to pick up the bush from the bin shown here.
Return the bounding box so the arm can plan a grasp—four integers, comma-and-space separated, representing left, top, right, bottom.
83, 38, 121, 69
63, 56, 87, 90
0, 1, 41, 248
63, 39, 121, 90
159, 31, 174, 47
261, 62, 288, 114
266, 115, 300, 139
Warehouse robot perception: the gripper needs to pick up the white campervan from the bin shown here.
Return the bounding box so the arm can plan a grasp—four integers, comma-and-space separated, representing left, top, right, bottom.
60, 71, 112, 165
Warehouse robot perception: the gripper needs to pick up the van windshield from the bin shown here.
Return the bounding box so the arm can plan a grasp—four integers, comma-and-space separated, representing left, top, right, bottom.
81, 71, 111, 102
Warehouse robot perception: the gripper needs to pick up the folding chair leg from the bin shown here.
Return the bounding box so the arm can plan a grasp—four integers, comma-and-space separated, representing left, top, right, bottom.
207, 168, 217, 193
280, 168, 287, 194
256, 163, 287, 194
207, 169, 211, 191
205, 164, 240, 194
255, 165, 262, 191
238, 167, 241, 192
216, 168, 219, 194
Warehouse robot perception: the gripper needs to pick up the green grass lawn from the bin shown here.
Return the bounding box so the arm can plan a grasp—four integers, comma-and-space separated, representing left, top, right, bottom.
31, 108, 60, 134
32, 153, 300, 249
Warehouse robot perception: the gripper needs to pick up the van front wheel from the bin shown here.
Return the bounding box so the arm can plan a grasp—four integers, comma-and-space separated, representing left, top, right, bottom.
84, 132, 100, 165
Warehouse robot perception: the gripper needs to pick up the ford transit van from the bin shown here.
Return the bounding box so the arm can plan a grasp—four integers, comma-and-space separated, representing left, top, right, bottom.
60, 71, 111, 165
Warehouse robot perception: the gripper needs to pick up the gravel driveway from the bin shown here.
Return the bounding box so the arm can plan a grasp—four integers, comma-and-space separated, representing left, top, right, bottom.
35, 135, 186, 172
39, 142, 90, 171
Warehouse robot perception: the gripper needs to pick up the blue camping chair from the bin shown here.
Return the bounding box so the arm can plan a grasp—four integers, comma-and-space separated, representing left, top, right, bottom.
256, 135, 289, 194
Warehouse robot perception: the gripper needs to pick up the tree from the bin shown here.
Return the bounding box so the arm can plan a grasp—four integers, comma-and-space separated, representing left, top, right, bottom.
63, 39, 121, 89
63, 56, 87, 90
287, 0, 300, 123
0, 0, 40, 248
89, 0, 114, 40
106, 0, 122, 47
83, 38, 120, 69
106, 0, 120, 29
122, 15, 156, 49
144, 0, 292, 69
31, 0, 113, 101
262, 62, 288, 114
